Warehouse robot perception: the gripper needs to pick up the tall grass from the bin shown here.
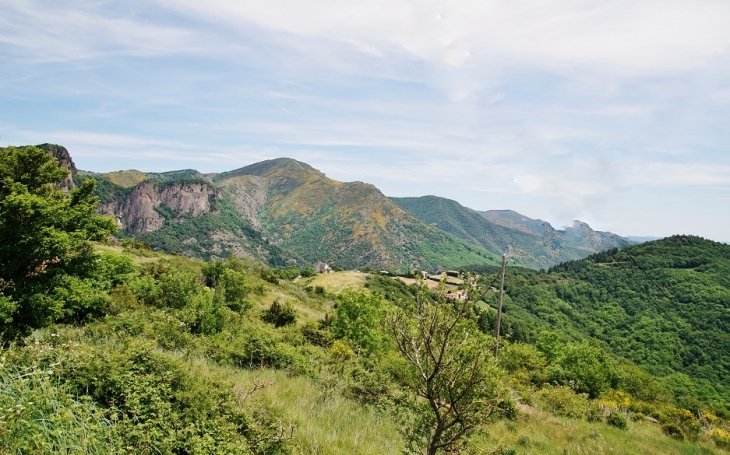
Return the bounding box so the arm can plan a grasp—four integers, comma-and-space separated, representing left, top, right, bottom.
0, 360, 118, 454
230, 368, 403, 455
481, 407, 725, 455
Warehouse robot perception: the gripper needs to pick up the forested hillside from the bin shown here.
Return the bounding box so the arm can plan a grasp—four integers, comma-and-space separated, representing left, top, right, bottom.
28, 144, 634, 272
476, 235, 730, 410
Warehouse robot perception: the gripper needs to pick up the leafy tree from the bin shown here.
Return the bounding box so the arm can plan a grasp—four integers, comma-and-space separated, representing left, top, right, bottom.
388, 288, 505, 455
0, 146, 116, 337
548, 340, 620, 398
331, 289, 387, 356
301, 266, 316, 278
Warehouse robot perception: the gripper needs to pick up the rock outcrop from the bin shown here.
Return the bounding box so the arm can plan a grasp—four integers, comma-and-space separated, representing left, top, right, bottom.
100, 181, 221, 234
37, 143, 77, 190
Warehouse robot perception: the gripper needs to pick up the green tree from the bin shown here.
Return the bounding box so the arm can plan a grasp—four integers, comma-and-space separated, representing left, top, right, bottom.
331, 289, 387, 356
549, 340, 620, 398
388, 288, 505, 455
0, 146, 116, 337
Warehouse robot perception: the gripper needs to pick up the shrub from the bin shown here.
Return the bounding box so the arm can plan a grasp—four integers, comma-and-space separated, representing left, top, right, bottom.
330, 340, 355, 361
301, 321, 332, 347
707, 428, 730, 448
262, 300, 297, 327
219, 269, 254, 312
549, 341, 619, 399
331, 289, 387, 356
496, 398, 519, 420
537, 385, 593, 419
662, 422, 685, 440
177, 287, 229, 335
607, 411, 628, 430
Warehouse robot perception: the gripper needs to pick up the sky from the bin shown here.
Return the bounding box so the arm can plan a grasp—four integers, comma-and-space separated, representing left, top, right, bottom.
1, 1, 729, 241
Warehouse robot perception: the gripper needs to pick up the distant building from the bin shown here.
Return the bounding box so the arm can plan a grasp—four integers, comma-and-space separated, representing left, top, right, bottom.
314, 262, 332, 274
445, 270, 461, 278
446, 290, 468, 301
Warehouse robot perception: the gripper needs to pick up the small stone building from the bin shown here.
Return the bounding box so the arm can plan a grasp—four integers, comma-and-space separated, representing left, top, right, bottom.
446, 290, 468, 301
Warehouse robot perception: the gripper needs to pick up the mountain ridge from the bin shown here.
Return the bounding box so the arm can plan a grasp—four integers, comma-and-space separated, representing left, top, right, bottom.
392, 195, 631, 269
33, 144, 632, 271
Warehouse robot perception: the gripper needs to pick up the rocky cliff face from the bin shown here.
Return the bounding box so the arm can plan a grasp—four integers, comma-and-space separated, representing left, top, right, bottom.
37, 143, 77, 190
100, 181, 221, 234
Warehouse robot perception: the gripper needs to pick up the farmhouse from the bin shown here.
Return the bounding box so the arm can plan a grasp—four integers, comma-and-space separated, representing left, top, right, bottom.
445, 290, 468, 301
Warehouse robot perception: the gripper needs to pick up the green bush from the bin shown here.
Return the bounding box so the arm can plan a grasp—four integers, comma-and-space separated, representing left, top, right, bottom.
331, 289, 387, 356
262, 300, 297, 328
177, 287, 229, 335
607, 411, 628, 429
301, 321, 333, 347
219, 269, 254, 312
537, 385, 594, 419
662, 422, 685, 440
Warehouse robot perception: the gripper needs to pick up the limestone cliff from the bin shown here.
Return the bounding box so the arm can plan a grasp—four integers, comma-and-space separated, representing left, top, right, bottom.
100, 181, 221, 234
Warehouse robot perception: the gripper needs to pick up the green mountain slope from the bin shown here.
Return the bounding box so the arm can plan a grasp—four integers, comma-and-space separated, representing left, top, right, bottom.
70, 153, 498, 271
392, 195, 631, 269
483, 235, 730, 408
216, 158, 501, 270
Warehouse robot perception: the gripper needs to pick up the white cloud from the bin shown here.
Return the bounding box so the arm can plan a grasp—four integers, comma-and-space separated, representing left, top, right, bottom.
161, 0, 730, 76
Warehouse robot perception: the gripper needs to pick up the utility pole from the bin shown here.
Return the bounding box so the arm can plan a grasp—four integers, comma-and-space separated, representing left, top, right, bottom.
493, 254, 507, 359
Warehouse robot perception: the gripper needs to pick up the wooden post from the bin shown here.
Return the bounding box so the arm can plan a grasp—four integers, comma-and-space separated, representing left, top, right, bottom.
493, 254, 507, 359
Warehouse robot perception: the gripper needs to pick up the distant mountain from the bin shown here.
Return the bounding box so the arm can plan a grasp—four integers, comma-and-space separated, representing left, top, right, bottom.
33, 144, 628, 271
627, 236, 661, 243
392, 196, 631, 269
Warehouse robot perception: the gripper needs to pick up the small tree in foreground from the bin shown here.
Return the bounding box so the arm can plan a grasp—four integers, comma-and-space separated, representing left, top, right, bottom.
388, 288, 505, 455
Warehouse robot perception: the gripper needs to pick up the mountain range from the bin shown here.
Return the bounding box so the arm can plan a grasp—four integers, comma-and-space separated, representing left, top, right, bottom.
40, 144, 630, 271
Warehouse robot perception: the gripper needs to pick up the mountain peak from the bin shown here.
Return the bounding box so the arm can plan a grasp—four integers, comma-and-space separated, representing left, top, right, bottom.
216, 157, 322, 181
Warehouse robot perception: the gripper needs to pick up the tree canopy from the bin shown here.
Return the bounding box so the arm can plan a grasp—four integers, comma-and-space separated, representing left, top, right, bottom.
0, 146, 116, 338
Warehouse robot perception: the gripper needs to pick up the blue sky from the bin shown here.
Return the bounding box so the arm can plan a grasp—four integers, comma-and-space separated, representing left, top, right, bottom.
1, 0, 729, 241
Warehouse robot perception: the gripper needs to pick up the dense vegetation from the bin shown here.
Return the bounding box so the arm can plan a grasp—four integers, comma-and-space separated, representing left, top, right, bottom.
471, 236, 730, 412
2, 146, 730, 454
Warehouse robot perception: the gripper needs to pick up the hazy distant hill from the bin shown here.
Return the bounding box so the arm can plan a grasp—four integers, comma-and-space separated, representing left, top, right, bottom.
392, 196, 631, 269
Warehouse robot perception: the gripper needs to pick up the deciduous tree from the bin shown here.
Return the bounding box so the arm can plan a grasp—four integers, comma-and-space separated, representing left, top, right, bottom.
388, 287, 505, 454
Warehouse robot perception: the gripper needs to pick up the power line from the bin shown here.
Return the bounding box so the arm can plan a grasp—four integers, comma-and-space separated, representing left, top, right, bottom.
608, 251, 688, 330
622, 249, 693, 322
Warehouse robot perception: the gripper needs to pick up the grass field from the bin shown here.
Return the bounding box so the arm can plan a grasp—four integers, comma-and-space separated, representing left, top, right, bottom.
229, 368, 403, 455
299, 271, 371, 295
396, 276, 460, 292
